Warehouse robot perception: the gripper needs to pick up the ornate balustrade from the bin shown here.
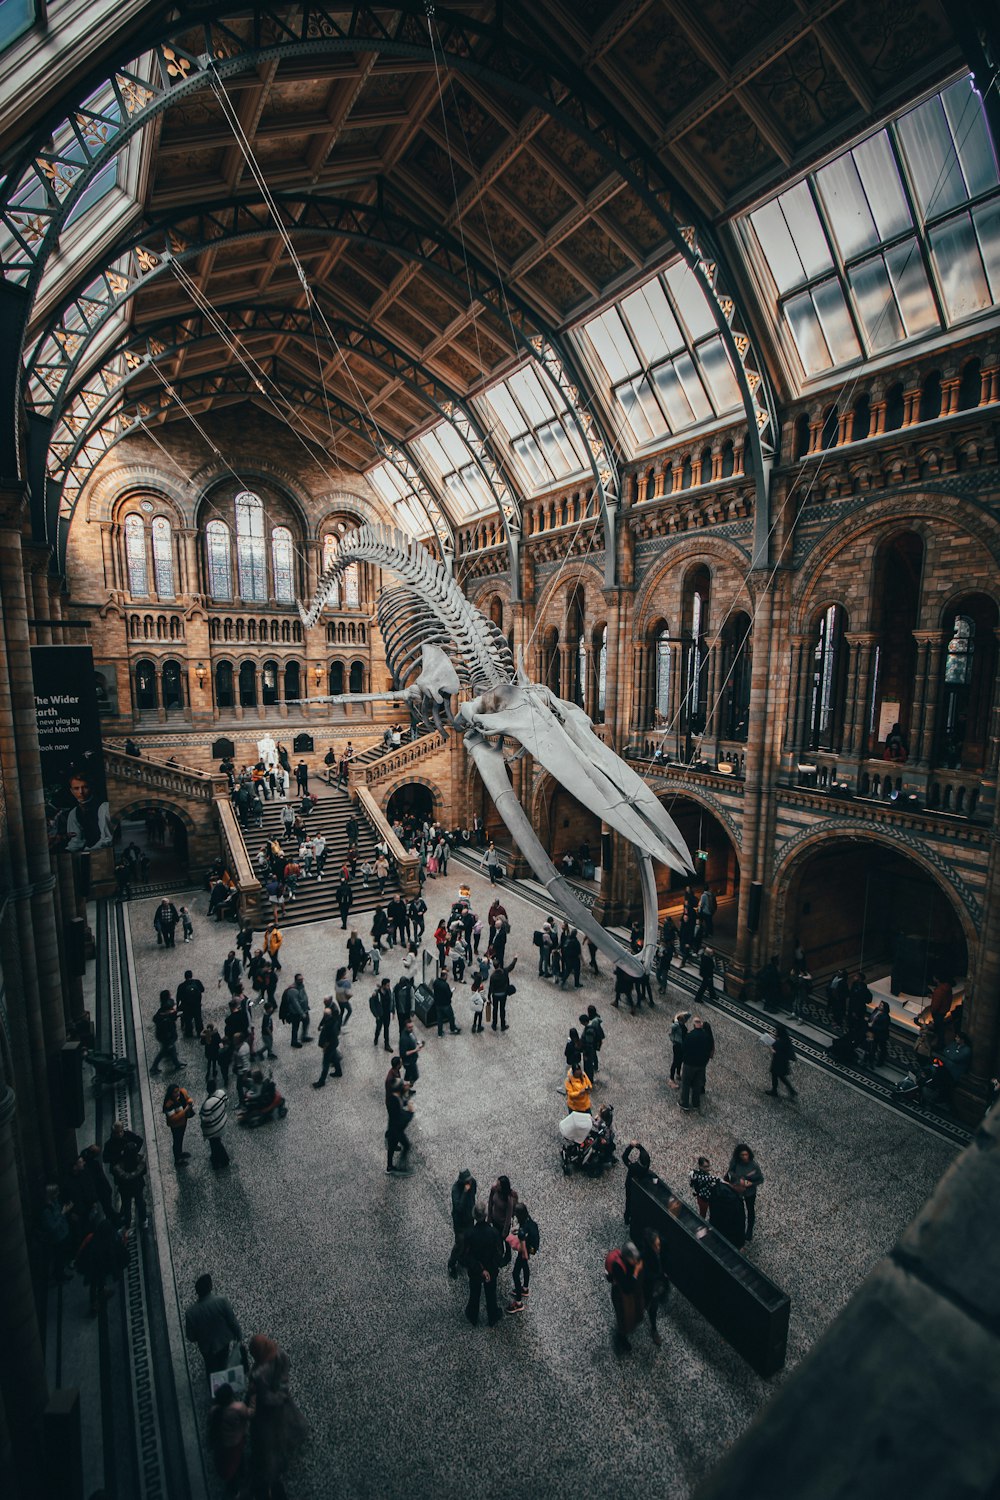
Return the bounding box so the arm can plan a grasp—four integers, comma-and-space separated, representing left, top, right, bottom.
349, 731, 445, 788
105, 747, 227, 802
355, 786, 420, 896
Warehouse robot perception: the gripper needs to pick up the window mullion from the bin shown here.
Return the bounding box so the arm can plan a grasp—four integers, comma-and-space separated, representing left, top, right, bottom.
806, 175, 867, 357
889, 122, 949, 329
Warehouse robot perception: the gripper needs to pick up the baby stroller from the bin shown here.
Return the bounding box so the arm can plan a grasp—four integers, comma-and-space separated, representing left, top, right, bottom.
559, 1103, 615, 1176
893, 1057, 947, 1108
237, 1076, 288, 1127
86, 1052, 136, 1097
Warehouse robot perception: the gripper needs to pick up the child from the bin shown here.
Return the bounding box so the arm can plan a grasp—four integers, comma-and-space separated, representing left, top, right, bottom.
470, 975, 485, 1033
260, 999, 277, 1060
690, 1156, 715, 1219
180, 906, 194, 943
360, 859, 373, 888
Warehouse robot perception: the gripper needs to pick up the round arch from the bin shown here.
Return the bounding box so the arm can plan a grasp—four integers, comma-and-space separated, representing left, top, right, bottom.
772, 825, 978, 994
379, 777, 443, 822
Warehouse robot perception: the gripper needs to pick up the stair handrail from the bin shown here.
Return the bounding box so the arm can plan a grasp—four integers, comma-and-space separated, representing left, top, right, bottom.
214, 793, 266, 927
349, 730, 443, 789
355, 786, 421, 897
105, 746, 228, 803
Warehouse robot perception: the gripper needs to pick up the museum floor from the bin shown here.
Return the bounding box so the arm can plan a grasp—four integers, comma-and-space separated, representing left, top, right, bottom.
129, 865, 957, 1499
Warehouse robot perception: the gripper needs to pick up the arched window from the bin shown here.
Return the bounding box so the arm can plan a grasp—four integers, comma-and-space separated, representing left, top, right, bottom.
272, 526, 294, 604
329, 661, 344, 696
577, 636, 587, 708
349, 661, 364, 693
655, 629, 671, 720
206, 520, 233, 600
162, 659, 183, 711
344, 562, 360, 608
235, 491, 267, 603
945, 615, 974, 686
134, 658, 157, 711
683, 574, 709, 738
215, 661, 234, 709
238, 660, 257, 707
262, 660, 279, 707
597, 625, 608, 719
124, 514, 148, 595
152, 516, 174, 596
810, 605, 845, 750
284, 662, 301, 702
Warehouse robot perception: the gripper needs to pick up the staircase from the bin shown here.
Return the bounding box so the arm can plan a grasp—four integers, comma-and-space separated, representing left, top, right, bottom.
246, 787, 403, 930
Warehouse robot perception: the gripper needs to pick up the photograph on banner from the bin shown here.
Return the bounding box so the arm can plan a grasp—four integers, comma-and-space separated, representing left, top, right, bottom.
31, 644, 113, 851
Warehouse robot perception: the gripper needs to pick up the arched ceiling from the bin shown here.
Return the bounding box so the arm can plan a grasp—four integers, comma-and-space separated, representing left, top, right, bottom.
0, 0, 968, 549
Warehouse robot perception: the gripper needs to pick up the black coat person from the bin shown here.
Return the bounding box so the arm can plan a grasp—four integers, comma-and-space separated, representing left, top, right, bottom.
335, 879, 353, 930
465, 1207, 503, 1326
154, 900, 179, 948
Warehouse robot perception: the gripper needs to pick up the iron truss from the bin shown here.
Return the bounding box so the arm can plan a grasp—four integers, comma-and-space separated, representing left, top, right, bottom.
46, 303, 523, 551
3, 0, 777, 542
29, 195, 608, 573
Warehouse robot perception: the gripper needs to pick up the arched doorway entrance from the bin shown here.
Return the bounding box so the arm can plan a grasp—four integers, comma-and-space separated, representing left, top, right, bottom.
654, 796, 740, 949
386, 783, 434, 826
780, 838, 969, 1016
115, 800, 191, 890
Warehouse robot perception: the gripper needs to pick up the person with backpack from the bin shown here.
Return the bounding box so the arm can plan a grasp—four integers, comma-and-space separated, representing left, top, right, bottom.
393, 971, 415, 1043
313, 999, 344, 1088
698, 886, 717, 937
508, 1201, 540, 1312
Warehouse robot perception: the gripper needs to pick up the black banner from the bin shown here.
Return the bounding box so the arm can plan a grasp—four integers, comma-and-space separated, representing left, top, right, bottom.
31, 644, 112, 851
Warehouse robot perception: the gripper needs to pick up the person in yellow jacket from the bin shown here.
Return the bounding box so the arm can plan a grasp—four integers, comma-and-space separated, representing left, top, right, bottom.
264, 923, 283, 973
565, 1064, 592, 1113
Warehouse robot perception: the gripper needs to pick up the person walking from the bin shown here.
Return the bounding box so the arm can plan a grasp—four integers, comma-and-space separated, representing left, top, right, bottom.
679, 1016, 712, 1112
465, 1202, 503, 1327
707, 1176, 748, 1251
432, 972, 461, 1035
638, 1227, 669, 1346
692, 947, 716, 1007
508, 1201, 540, 1313
488, 955, 517, 1032
313, 999, 344, 1087
385, 1078, 413, 1173
727, 1144, 763, 1243
335, 877, 353, 931
669, 1011, 689, 1088
280, 973, 311, 1048
399, 1018, 422, 1087
150, 991, 184, 1076
483, 842, 501, 885
163, 1082, 195, 1164
112, 1145, 148, 1230
448, 1169, 477, 1278
605, 1241, 643, 1352
177, 970, 205, 1038
767, 1022, 798, 1098
259, 1000, 277, 1061
153, 898, 179, 948
622, 1140, 652, 1227
200, 1089, 231, 1169
393, 970, 415, 1043
185, 1274, 243, 1382
347, 931, 367, 982
371, 978, 394, 1051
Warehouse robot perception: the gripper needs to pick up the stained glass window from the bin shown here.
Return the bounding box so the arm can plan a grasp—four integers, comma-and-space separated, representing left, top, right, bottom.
322, 533, 341, 608
945, 616, 974, 685
206, 520, 232, 600
744, 76, 1000, 378
810, 605, 842, 748
124, 514, 148, 595
152, 516, 174, 596
235, 491, 267, 603
343, 562, 360, 608
271, 526, 294, 604
598, 626, 608, 717
656, 630, 671, 719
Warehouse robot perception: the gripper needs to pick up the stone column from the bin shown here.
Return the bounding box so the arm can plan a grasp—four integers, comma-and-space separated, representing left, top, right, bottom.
845, 634, 877, 759
786, 637, 809, 751
0, 499, 64, 1172
980, 363, 999, 406
0, 1085, 49, 1487
911, 631, 942, 766
732, 574, 776, 983
25, 547, 51, 645
180, 527, 200, 596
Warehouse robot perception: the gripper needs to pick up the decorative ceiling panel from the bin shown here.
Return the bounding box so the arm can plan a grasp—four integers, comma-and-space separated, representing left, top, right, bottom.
749, 33, 858, 150
679, 96, 783, 196
607, 6, 718, 121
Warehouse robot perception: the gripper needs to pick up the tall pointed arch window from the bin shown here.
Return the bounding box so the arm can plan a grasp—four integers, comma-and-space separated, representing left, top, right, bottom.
271, 526, 294, 604
597, 626, 608, 718
152, 516, 174, 597
124, 514, 148, 595
810, 605, 845, 749
235, 491, 267, 603
344, 562, 360, 608
206, 520, 233, 600
655, 630, 672, 720
945, 615, 974, 685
